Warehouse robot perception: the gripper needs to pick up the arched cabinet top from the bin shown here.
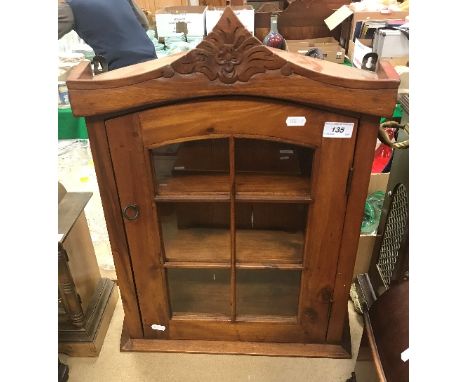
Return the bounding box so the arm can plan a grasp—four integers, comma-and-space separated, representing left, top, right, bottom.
67, 7, 400, 118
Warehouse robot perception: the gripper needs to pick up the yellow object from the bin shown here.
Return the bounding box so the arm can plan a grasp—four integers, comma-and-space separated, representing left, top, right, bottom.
400, 0, 409, 11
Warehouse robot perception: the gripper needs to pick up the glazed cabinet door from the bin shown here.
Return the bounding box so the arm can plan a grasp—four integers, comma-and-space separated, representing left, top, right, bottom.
106, 98, 358, 343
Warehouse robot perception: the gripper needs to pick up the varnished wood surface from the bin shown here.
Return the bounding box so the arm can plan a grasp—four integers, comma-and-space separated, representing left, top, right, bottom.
67, 8, 399, 118
86, 119, 144, 338
236, 230, 304, 264
236, 174, 311, 201
106, 114, 171, 339
162, 227, 231, 263
66, 6, 400, 357
139, 98, 351, 150
62, 212, 101, 315
58, 192, 92, 242
159, 226, 304, 265
121, 326, 352, 358
59, 280, 118, 357
326, 116, 380, 343
155, 174, 231, 201
298, 123, 357, 341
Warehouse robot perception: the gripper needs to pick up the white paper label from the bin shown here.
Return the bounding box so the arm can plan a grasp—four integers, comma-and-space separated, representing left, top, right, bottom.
286, 116, 306, 127
323, 122, 354, 138
151, 324, 166, 331
401, 348, 409, 362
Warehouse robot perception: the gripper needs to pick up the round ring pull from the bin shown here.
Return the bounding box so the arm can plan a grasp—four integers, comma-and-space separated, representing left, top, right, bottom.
123, 204, 140, 221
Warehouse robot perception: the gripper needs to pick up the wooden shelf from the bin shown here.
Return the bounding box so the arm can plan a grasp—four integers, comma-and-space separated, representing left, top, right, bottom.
155, 175, 231, 201
162, 227, 231, 263
237, 229, 304, 265
235, 174, 311, 202
161, 227, 304, 266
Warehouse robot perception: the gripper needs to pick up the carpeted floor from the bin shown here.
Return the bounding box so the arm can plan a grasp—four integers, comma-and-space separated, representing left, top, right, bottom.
60, 296, 363, 382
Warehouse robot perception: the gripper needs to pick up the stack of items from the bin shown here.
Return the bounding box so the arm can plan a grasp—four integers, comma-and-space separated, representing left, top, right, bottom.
325, 2, 409, 69
152, 5, 254, 57
286, 37, 345, 64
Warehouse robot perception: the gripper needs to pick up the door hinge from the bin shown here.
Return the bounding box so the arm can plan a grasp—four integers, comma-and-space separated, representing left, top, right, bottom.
346, 167, 354, 196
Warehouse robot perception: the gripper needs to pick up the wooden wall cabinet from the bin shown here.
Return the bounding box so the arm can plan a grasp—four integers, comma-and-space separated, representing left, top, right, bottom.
67, 8, 399, 358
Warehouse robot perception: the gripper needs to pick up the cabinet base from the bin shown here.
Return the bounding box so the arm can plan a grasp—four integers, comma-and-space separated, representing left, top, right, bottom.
120, 315, 352, 358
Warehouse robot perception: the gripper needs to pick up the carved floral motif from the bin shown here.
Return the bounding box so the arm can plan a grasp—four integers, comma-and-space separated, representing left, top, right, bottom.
171, 8, 289, 84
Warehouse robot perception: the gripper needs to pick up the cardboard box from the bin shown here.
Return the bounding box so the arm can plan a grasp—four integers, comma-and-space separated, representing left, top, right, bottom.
350, 38, 373, 68
156, 6, 207, 37
205, 5, 254, 35
353, 172, 390, 277
286, 37, 345, 64
325, 5, 409, 53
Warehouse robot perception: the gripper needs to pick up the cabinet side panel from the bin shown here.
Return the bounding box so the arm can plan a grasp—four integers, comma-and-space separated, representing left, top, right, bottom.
86, 119, 144, 338
299, 124, 358, 341
326, 115, 380, 342
106, 114, 170, 339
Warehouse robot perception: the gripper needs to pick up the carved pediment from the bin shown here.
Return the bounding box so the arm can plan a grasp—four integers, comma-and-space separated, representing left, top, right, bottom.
171, 7, 289, 84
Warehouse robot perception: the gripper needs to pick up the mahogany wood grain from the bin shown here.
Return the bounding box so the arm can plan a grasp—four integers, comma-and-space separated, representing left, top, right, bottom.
229, 137, 236, 322
236, 229, 304, 264
67, 7, 399, 357
163, 262, 304, 270
154, 175, 231, 201
121, 325, 351, 358
297, 119, 358, 342
326, 115, 380, 343
161, 227, 231, 263
86, 119, 143, 338
158, 226, 304, 265
235, 174, 311, 201
106, 114, 170, 339
67, 8, 398, 118
139, 98, 348, 149
168, 320, 309, 343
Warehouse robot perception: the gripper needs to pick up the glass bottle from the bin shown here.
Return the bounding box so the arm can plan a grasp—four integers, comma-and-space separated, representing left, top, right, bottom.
263, 13, 286, 50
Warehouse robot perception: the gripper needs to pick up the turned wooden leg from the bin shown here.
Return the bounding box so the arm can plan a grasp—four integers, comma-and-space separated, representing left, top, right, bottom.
58, 242, 85, 328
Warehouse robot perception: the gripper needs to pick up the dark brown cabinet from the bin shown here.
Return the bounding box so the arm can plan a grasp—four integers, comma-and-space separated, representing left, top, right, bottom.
67, 8, 399, 357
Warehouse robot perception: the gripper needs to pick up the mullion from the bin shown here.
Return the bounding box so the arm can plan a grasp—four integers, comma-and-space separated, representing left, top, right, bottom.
229, 136, 236, 322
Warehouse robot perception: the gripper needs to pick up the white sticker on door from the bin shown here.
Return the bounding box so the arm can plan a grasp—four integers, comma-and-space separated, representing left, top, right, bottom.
323, 122, 354, 138
286, 116, 306, 127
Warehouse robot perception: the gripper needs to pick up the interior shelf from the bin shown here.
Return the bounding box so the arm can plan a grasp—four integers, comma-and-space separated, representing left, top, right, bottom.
162, 227, 231, 263
235, 174, 311, 202
161, 227, 303, 266
155, 174, 231, 201
236, 230, 304, 265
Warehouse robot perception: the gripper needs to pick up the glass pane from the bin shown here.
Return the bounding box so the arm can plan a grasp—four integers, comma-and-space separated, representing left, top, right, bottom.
235, 138, 313, 201
236, 139, 312, 175
158, 202, 230, 263
152, 139, 230, 199
167, 268, 230, 316
236, 203, 307, 264
237, 269, 301, 317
